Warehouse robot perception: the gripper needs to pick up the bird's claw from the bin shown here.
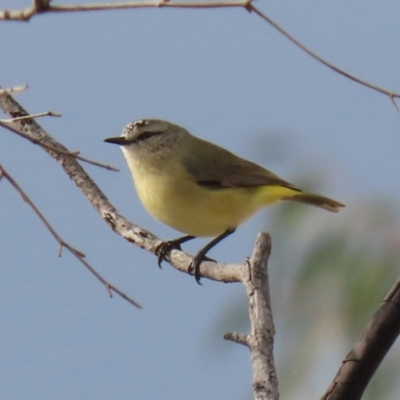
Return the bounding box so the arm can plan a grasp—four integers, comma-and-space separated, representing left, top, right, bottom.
155, 240, 182, 268
189, 254, 216, 285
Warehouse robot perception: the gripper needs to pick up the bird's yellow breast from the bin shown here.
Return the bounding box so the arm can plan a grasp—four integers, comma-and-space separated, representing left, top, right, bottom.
126, 154, 294, 237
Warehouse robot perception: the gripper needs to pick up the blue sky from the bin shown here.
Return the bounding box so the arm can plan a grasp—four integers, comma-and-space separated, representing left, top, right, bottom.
1, 1, 400, 399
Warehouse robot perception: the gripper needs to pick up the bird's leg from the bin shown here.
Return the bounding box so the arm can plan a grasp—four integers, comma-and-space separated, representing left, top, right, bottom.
156, 235, 196, 268
190, 228, 236, 285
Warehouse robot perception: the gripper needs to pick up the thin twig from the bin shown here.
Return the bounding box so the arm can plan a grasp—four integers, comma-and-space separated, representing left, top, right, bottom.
0, 84, 28, 95
34, 0, 51, 10
0, 0, 248, 20
0, 162, 142, 309
224, 332, 249, 347
2, 110, 62, 122
0, 119, 119, 172
248, 4, 400, 110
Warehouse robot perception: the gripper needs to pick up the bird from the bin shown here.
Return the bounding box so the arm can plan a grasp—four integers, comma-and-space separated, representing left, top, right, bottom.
104, 119, 344, 284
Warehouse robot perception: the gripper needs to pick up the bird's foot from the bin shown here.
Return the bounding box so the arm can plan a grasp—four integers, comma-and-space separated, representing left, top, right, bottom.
155, 240, 182, 268
188, 229, 235, 284
189, 252, 216, 285
155, 235, 196, 268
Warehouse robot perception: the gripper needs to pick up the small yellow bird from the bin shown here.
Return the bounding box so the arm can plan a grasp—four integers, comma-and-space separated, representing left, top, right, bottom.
105, 119, 344, 283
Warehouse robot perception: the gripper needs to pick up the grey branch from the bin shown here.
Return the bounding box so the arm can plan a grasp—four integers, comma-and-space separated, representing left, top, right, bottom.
224, 233, 279, 400
2, 110, 62, 121
0, 0, 248, 20
0, 84, 28, 95
245, 233, 278, 400
224, 332, 249, 347
321, 273, 400, 400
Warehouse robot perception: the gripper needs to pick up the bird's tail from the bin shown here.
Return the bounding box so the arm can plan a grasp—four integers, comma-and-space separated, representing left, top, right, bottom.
285, 192, 345, 213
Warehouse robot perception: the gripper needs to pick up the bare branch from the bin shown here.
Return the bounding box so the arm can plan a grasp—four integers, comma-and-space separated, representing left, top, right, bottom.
34, 0, 51, 10
224, 332, 249, 347
246, 233, 278, 400
0, 118, 119, 171
0, 162, 142, 309
321, 273, 400, 400
2, 110, 62, 122
0, 161, 141, 308
0, 0, 248, 21
0, 84, 28, 95
248, 4, 400, 110
225, 233, 279, 400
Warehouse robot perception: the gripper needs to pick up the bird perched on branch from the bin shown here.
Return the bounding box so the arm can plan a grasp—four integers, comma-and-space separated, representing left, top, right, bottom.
105, 119, 344, 283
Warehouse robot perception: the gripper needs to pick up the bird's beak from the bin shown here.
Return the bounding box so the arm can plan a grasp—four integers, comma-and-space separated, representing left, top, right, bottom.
104, 136, 128, 145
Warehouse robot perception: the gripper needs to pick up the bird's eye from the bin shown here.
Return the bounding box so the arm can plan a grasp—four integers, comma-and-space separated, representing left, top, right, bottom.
136, 130, 162, 142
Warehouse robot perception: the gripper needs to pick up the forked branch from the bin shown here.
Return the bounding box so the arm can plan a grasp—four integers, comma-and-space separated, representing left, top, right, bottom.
225, 233, 279, 400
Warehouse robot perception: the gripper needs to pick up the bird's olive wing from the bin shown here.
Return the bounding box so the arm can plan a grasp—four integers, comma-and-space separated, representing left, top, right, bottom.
183, 138, 298, 190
